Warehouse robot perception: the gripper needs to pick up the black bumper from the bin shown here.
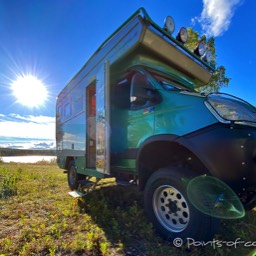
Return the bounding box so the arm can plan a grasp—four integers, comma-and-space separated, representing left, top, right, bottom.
178, 123, 256, 209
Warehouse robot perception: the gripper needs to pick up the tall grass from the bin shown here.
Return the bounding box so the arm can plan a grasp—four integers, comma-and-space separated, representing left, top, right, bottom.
0, 168, 21, 199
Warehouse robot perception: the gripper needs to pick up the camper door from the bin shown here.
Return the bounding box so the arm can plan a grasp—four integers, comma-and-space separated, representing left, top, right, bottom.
95, 61, 110, 174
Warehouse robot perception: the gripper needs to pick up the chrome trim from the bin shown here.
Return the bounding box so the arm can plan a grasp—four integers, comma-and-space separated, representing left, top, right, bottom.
234, 121, 256, 128
179, 91, 205, 97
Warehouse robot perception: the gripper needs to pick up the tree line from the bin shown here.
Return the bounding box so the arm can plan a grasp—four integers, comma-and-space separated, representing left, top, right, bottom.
0, 148, 56, 156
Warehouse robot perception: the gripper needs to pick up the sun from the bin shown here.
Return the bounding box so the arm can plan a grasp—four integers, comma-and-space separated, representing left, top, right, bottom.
11, 75, 48, 108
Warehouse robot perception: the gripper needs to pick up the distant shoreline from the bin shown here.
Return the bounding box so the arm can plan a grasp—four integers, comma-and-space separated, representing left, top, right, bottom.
0, 148, 56, 156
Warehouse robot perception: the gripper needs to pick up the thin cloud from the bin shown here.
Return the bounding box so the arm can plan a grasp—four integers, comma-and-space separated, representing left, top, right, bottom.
8, 113, 54, 124
0, 139, 55, 150
0, 113, 55, 141
194, 0, 243, 37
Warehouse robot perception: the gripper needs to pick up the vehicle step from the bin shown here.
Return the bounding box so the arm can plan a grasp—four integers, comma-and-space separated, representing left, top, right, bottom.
68, 190, 85, 198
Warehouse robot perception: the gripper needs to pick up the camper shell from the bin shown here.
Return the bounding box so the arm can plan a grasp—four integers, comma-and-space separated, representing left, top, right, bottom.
56, 8, 214, 175
56, 8, 256, 242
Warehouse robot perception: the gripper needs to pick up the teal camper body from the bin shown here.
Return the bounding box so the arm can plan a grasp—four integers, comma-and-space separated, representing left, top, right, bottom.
56, 8, 256, 241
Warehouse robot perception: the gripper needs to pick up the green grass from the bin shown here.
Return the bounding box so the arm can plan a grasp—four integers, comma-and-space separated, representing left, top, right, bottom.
0, 162, 255, 256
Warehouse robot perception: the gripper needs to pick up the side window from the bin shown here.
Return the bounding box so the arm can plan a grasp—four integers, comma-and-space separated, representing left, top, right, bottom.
72, 95, 83, 115
57, 104, 62, 117
64, 102, 71, 117
130, 72, 155, 109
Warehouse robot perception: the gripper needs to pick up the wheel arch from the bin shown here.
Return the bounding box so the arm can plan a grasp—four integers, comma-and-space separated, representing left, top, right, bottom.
137, 134, 210, 190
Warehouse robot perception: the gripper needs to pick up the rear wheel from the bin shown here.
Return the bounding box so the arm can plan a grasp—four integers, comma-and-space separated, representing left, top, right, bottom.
144, 167, 218, 242
67, 160, 85, 190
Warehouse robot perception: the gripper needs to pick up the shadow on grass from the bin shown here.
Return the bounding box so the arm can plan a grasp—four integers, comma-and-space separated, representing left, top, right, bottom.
75, 183, 185, 256
75, 181, 256, 256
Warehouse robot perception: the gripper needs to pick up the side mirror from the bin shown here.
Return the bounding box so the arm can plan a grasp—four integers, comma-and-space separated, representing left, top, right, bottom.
130, 73, 155, 105
130, 87, 154, 102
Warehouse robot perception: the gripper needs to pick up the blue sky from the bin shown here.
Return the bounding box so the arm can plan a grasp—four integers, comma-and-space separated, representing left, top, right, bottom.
0, 0, 255, 149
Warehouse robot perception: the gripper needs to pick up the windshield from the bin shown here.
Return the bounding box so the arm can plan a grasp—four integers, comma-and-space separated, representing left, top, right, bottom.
151, 73, 194, 92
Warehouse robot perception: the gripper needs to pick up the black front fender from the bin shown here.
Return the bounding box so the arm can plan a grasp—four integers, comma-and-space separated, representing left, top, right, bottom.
176, 123, 256, 196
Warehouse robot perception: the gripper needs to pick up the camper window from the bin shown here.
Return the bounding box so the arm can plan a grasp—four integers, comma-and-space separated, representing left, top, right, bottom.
57, 105, 62, 116
72, 95, 83, 115
64, 102, 71, 117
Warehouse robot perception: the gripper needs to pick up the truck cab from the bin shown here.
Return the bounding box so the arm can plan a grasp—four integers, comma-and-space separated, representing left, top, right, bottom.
56, 8, 256, 242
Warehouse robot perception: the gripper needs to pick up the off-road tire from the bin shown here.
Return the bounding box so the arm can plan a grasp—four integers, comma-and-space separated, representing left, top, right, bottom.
144, 167, 218, 242
67, 160, 85, 190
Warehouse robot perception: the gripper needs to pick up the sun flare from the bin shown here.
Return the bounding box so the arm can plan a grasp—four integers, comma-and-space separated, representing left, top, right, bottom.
11, 75, 48, 108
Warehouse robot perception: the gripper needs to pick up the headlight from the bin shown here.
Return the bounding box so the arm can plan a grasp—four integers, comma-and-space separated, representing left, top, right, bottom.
205, 93, 256, 125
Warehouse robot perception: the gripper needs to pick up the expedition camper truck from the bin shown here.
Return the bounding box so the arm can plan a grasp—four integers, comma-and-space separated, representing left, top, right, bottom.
56, 8, 256, 241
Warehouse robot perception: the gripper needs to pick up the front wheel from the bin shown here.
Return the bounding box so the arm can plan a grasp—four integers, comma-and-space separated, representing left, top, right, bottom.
144, 167, 218, 242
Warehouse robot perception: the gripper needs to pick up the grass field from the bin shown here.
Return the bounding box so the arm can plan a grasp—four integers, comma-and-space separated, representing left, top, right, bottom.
0, 162, 255, 256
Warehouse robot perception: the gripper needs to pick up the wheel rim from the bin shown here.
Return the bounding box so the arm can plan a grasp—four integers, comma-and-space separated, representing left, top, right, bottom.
153, 185, 190, 232
69, 166, 76, 187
